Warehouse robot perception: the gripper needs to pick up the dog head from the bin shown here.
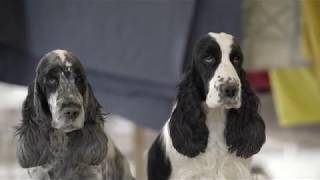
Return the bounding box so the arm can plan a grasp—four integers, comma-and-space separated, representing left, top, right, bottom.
169, 32, 264, 158
34, 50, 92, 132
192, 32, 242, 109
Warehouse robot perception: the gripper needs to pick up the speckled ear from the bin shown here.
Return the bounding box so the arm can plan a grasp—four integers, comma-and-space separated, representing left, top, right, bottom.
16, 82, 51, 168
225, 70, 266, 158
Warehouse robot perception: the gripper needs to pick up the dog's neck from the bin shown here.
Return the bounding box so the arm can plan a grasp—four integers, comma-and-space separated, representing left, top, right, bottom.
202, 103, 226, 126
201, 103, 228, 150
202, 103, 227, 116
47, 129, 81, 179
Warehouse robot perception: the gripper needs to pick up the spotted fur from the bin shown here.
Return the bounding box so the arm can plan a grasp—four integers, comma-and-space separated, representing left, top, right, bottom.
16, 50, 135, 180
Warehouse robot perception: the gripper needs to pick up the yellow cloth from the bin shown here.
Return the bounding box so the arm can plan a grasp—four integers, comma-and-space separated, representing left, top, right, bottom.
270, 0, 320, 127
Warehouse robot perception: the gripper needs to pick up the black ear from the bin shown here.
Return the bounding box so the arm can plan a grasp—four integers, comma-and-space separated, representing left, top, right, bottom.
16, 82, 51, 168
169, 66, 209, 158
225, 70, 266, 158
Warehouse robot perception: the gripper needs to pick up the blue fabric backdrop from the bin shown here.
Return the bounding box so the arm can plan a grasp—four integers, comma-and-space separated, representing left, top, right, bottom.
0, 0, 241, 129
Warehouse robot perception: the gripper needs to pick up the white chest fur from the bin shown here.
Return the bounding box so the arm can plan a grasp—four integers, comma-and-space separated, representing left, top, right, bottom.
163, 107, 252, 180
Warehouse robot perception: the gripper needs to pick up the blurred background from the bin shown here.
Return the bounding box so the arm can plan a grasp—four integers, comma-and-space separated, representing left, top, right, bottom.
1, 0, 320, 179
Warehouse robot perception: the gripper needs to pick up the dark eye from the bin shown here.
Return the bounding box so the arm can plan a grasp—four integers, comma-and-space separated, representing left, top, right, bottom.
232, 56, 241, 65
47, 77, 58, 86
204, 56, 215, 64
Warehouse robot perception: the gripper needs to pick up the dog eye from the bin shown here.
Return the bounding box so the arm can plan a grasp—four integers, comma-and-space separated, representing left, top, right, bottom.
204, 57, 215, 63
232, 56, 241, 65
47, 77, 58, 86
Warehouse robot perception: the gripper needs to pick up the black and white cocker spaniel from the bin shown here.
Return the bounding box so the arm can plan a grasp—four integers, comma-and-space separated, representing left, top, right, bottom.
16, 50, 134, 180
147, 32, 266, 180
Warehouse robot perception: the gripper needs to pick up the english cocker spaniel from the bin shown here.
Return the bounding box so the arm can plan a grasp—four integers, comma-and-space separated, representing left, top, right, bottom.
16, 50, 134, 180
147, 32, 266, 180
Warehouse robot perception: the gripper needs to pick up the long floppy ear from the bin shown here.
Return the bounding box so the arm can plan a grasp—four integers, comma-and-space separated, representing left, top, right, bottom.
85, 84, 102, 123
16, 82, 52, 168
225, 69, 266, 158
169, 66, 209, 158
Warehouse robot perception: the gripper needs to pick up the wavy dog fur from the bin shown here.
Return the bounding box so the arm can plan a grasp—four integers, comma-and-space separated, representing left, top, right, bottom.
147, 32, 265, 180
16, 50, 134, 180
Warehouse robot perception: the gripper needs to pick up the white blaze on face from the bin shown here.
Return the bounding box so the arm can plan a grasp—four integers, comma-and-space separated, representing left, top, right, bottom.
53, 49, 67, 62
65, 61, 72, 72
206, 32, 241, 108
48, 92, 62, 129
65, 61, 72, 67
53, 48, 74, 74
53, 49, 73, 71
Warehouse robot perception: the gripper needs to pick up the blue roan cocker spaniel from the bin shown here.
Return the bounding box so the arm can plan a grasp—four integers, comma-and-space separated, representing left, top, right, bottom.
16, 50, 134, 180
147, 32, 266, 180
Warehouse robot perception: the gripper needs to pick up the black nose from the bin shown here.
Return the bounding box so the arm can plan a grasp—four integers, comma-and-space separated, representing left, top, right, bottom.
63, 107, 80, 119
223, 84, 239, 98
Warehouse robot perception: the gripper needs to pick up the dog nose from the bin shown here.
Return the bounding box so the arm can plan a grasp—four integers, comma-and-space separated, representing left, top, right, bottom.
63, 107, 80, 119
222, 84, 239, 98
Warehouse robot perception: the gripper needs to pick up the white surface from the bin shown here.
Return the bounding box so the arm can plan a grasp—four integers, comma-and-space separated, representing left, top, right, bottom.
0, 82, 27, 110
254, 138, 320, 180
